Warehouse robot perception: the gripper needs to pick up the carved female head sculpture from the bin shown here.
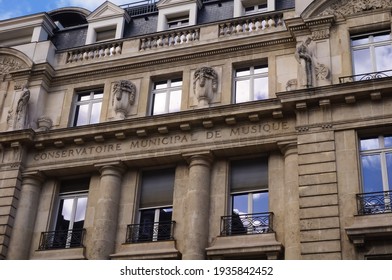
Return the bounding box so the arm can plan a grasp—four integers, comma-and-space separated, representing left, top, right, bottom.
193, 67, 218, 107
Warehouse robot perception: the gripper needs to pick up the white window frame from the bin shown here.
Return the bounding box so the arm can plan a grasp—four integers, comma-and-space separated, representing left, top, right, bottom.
167, 15, 189, 29
234, 0, 274, 17
351, 31, 392, 77
150, 78, 182, 115
233, 65, 269, 103
72, 89, 103, 127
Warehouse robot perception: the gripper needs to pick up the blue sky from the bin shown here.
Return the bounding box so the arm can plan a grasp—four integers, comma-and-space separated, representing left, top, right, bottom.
0, 0, 141, 20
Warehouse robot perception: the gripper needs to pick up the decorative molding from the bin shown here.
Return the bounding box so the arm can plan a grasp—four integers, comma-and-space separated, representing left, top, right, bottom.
319, 0, 392, 17
0, 56, 27, 76
315, 63, 330, 81
312, 29, 330, 40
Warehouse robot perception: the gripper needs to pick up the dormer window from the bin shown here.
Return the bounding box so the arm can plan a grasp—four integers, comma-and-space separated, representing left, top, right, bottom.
167, 15, 189, 29
234, 0, 275, 17
95, 26, 116, 42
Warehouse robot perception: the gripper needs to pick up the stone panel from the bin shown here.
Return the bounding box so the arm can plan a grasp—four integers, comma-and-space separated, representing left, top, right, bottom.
298, 151, 336, 165
299, 172, 337, 185
298, 131, 334, 144
300, 217, 340, 230
301, 240, 341, 254
298, 162, 336, 175
301, 252, 342, 260
300, 228, 341, 242
298, 141, 335, 154
0, 206, 16, 217
300, 205, 339, 219
299, 183, 338, 197
299, 194, 338, 208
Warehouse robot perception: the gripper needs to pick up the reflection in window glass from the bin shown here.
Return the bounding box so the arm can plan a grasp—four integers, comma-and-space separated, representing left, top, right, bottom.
360, 138, 380, 151
151, 79, 182, 115
234, 66, 268, 103
361, 154, 383, 193
73, 90, 103, 127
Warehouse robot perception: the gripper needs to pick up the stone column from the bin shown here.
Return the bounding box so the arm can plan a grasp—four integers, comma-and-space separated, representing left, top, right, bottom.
7, 171, 44, 260
182, 152, 213, 260
90, 162, 125, 260
279, 142, 301, 259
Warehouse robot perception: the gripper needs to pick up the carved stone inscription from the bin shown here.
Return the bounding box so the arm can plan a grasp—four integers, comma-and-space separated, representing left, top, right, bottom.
30, 121, 291, 165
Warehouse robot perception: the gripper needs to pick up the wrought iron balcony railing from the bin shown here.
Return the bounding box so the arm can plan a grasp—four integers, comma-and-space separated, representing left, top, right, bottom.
220, 212, 274, 236
126, 221, 175, 243
38, 229, 86, 250
339, 70, 392, 83
357, 190, 392, 215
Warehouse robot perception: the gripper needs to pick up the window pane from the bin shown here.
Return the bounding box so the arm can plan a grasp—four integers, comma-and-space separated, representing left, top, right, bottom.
74, 197, 87, 223
152, 92, 167, 115
253, 192, 268, 213
140, 168, 175, 208
361, 154, 383, 193
353, 49, 372, 75
169, 90, 181, 112
254, 77, 268, 100
56, 199, 73, 231
360, 138, 380, 151
79, 94, 91, 101
254, 66, 268, 74
159, 208, 172, 223
384, 136, 392, 148
139, 209, 155, 241
155, 81, 168, 90
94, 93, 103, 99
386, 153, 392, 191
236, 68, 251, 77
171, 79, 182, 87
352, 37, 369, 46
375, 45, 392, 71
90, 102, 101, 124
235, 80, 250, 103
233, 194, 248, 215
75, 104, 89, 126
373, 33, 391, 42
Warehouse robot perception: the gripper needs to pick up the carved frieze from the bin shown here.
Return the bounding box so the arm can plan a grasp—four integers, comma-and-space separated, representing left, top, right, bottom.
319, 0, 392, 17
0, 56, 26, 77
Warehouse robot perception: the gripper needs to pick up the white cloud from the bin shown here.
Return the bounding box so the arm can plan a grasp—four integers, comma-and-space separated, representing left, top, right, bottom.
56, 0, 140, 12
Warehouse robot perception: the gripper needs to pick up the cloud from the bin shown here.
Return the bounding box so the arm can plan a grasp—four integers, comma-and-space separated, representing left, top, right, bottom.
56, 0, 140, 11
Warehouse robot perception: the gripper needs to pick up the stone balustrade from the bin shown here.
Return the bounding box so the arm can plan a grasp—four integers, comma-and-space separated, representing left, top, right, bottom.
66, 42, 123, 64
139, 28, 200, 51
219, 13, 284, 37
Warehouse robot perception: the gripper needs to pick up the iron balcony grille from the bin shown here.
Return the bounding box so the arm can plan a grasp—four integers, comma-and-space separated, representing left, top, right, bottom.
38, 229, 86, 250
126, 221, 175, 243
339, 70, 392, 83
121, 0, 158, 17
357, 190, 392, 215
220, 212, 274, 236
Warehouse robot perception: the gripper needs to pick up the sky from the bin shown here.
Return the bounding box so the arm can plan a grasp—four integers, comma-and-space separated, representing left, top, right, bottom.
0, 0, 143, 20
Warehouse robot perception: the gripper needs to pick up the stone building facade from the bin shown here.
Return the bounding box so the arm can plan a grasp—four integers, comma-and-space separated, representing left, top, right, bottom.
0, 0, 392, 260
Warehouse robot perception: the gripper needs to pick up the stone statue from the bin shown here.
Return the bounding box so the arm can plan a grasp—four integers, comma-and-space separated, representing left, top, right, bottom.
295, 37, 315, 89
112, 80, 137, 120
14, 85, 30, 129
193, 66, 218, 107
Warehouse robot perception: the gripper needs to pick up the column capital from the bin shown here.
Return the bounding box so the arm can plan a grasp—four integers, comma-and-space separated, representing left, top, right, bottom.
21, 170, 45, 184
95, 161, 126, 177
182, 151, 214, 167
278, 141, 298, 157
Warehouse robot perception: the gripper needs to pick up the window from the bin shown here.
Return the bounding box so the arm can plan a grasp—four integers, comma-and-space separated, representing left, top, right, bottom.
39, 178, 89, 250
151, 79, 182, 115
244, 2, 268, 15
359, 135, 392, 214
167, 16, 189, 29
95, 26, 116, 42
234, 65, 268, 103
222, 157, 269, 235
351, 31, 392, 80
72, 89, 103, 126
127, 168, 175, 243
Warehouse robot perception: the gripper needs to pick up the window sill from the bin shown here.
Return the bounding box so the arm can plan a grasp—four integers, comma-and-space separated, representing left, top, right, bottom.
206, 232, 282, 260
110, 240, 180, 260
32, 247, 86, 260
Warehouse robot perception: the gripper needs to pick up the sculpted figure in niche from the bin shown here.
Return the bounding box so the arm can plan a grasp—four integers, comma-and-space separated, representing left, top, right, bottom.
295, 37, 316, 89
112, 80, 137, 120
193, 66, 218, 108
14, 85, 30, 129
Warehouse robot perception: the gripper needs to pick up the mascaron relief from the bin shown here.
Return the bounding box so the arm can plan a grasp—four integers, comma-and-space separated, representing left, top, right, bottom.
112, 80, 137, 120
193, 67, 218, 108
319, 0, 392, 17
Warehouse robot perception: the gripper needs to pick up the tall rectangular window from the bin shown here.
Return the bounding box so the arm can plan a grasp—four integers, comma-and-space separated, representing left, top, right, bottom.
39, 178, 89, 250
359, 135, 392, 214
351, 31, 392, 80
234, 65, 268, 103
225, 157, 269, 235
128, 168, 175, 243
72, 89, 103, 126
151, 79, 182, 115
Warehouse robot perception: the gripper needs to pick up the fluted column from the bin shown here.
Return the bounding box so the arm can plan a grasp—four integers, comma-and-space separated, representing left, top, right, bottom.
279, 142, 301, 259
90, 162, 125, 260
182, 152, 213, 260
7, 171, 44, 259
